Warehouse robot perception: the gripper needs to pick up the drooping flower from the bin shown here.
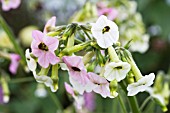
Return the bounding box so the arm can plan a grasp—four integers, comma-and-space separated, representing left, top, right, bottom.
127, 73, 155, 96
65, 82, 85, 110
91, 15, 119, 48
63, 56, 96, 94
1, 0, 21, 11
43, 16, 56, 34
25, 49, 37, 72
32, 71, 57, 92
98, 8, 118, 20
31, 30, 60, 68
9, 53, 20, 74
104, 61, 131, 82
88, 72, 118, 98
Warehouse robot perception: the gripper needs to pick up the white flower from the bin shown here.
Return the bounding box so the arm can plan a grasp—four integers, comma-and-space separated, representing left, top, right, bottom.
32, 71, 58, 92
91, 15, 119, 48
130, 34, 150, 53
25, 49, 37, 72
146, 87, 165, 105
127, 73, 155, 96
34, 84, 47, 98
104, 61, 131, 82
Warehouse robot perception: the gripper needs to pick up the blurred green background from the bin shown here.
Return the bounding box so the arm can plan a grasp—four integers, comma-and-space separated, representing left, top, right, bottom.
0, 0, 170, 113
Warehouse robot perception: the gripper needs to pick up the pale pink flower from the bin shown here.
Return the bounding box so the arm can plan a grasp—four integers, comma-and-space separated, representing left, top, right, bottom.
43, 16, 56, 34
84, 92, 96, 111
1, 0, 21, 11
65, 82, 84, 109
88, 72, 117, 98
9, 53, 20, 74
63, 56, 96, 94
98, 8, 118, 20
31, 30, 60, 68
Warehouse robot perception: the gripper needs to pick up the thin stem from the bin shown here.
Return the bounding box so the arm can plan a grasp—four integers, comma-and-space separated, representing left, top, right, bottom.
0, 15, 26, 64
140, 96, 152, 111
47, 89, 63, 111
9, 77, 34, 84
128, 96, 141, 113
118, 95, 127, 113
82, 29, 92, 40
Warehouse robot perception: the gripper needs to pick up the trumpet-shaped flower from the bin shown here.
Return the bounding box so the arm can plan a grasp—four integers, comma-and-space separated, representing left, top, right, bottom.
43, 16, 56, 34
88, 72, 117, 98
1, 0, 21, 11
91, 15, 119, 48
104, 62, 131, 82
65, 82, 84, 109
127, 73, 155, 96
33, 71, 57, 92
31, 30, 60, 68
62, 56, 95, 94
25, 49, 37, 72
9, 53, 20, 74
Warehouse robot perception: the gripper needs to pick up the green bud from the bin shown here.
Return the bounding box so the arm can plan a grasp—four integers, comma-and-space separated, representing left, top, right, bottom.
154, 71, 164, 92
126, 72, 135, 84
1, 76, 10, 103
87, 61, 97, 72
109, 80, 118, 97
51, 64, 59, 91
96, 50, 105, 66
62, 23, 77, 40
83, 51, 95, 65
38, 66, 50, 76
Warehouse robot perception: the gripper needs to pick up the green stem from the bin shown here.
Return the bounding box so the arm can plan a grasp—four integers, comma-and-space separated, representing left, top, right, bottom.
0, 15, 26, 64
47, 89, 63, 111
140, 96, 152, 111
108, 46, 120, 62
119, 81, 141, 113
118, 95, 127, 113
9, 77, 34, 84
128, 96, 141, 113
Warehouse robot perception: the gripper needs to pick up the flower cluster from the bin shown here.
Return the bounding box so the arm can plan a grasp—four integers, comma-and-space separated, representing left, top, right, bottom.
25, 15, 160, 111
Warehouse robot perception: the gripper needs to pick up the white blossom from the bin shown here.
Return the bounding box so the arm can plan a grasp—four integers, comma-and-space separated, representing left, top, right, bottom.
25, 49, 37, 72
127, 73, 155, 96
104, 61, 131, 82
91, 15, 119, 48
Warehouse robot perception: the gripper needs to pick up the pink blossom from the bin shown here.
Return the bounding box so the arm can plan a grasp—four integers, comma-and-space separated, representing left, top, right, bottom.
1, 0, 21, 11
64, 82, 75, 97
9, 53, 20, 74
84, 92, 95, 111
31, 30, 60, 68
98, 8, 118, 20
43, 16, 56, 34
0, 86, 3, 104
88, 72, 114, 98
63, 56, 96, 94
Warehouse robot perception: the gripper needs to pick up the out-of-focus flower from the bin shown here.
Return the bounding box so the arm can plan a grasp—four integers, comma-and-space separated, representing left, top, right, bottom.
1, 0, 21, 11
9, 53, 20, 74
91, 15, 119, 48
25, 49, 37, 72
98, 8, 118, 20
19, 26, 38, 47
88, 72, 117, 98
0, 31, 13, 49
34, 84, 47, 98
84, 92, 95, 111
31, 30, 60, 68
63, 56, 95, 94
130, 34, 150, 53
0, 86, 4, 104
104, 61, 131, 82
127, 73, 155, 96
43, 16, 56, 34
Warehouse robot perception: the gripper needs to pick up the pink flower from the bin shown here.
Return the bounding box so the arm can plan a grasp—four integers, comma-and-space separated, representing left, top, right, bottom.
43, 16, 56, 34
9, 53, 20, 74
63, 56, 96, 94
0, 86, 3, 104
1, 0, 21, 11
98, 8, 118, 20
88, 72, 116, 98
31, 30, 60, 68
84, 92, 95, 111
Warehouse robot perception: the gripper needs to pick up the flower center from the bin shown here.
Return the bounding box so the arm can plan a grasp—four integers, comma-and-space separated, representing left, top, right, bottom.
115, 66, 122, 70
102, 26, 110, 34
71, 67, 81, 72
38, 42, 49, 51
